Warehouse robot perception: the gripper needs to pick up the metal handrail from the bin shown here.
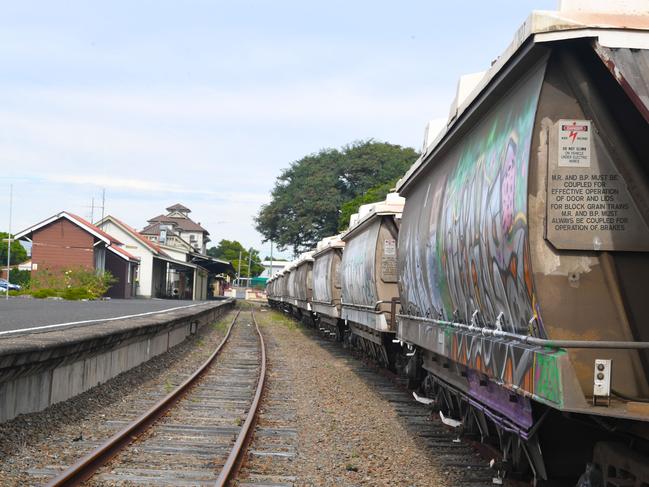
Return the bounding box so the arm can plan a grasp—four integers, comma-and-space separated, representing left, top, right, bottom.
341, 301, 382, 311
397, 314, 649, 350
311, 298, 339, 306
342, 298, 401, 330
341, 299, 400, 311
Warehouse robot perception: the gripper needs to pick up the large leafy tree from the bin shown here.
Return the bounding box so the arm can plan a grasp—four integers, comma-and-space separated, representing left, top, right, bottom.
255, 140, 418, 254
0, 232, 28, 265
207, 239, 264, 278
338, 178, 399, 231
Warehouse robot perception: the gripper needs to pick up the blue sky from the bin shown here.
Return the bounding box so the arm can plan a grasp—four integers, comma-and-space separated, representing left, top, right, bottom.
0, 0, 555, 258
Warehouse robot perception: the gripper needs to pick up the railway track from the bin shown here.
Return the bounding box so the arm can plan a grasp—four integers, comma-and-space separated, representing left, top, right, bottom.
234, 313, 298, 487
45, 306, 266, 487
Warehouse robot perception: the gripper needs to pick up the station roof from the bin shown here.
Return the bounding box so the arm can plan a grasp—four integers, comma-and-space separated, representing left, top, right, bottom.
190, 254, 235, 275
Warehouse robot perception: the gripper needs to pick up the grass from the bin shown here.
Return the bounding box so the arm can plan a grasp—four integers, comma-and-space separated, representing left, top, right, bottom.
164, 378, 174, 393
210, 319, 228, 333
234, 417, 242, 426
195, 337, 205, 347
269, 311, 298, 331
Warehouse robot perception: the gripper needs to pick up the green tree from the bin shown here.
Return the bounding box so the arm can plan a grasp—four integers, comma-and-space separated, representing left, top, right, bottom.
338, 178, 399, 231
207, 240, 264, 278
8, 269, 30, 287
0, 232, 28, 265
255, 140, 418, 254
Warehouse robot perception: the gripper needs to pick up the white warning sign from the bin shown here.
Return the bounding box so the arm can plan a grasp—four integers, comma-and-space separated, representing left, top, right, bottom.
384, 239, 396, 256
558, 119, 591, 168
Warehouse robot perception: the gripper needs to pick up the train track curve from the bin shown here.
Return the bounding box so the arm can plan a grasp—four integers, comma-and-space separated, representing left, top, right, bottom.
45, 306, 266, 487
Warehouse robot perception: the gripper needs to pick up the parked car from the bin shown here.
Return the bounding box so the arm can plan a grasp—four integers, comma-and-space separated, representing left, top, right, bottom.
0, 279, 21, 291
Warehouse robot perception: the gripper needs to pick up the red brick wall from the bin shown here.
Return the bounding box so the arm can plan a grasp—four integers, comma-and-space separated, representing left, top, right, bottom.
31, 219, 95, 272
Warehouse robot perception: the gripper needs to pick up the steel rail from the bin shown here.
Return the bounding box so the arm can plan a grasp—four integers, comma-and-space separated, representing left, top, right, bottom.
45, 309, 242, 487
215, 307, 267, 486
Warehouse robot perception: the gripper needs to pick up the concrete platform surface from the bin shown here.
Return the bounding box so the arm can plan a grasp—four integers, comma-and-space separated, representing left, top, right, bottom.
0, 298, 207, 335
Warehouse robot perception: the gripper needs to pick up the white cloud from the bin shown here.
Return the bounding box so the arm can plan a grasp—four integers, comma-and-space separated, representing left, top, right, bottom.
0, 43, 449, 257
44, 174, 214, 194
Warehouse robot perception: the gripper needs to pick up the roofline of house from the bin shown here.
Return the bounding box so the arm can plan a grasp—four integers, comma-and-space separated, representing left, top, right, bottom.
106, 245, 140, 263
15, 212, 114, 245
98, 215, 164, 256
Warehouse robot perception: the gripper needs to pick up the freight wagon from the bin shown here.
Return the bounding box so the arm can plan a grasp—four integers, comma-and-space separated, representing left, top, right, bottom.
268, 4, 649, 484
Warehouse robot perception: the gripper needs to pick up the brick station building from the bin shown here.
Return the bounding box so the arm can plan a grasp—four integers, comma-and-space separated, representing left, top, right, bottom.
14, 212, 139, 299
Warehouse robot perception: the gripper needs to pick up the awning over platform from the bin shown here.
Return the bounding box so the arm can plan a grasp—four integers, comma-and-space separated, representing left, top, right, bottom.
190, 254, 235, 275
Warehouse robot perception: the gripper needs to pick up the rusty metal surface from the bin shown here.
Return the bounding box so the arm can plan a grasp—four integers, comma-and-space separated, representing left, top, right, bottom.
594, 42, 649, 123
530, 45, 649, 401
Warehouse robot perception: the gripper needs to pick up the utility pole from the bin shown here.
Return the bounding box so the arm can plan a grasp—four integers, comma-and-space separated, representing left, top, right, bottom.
90, 197, 95, 223
247, 248, 253, 287
5, 184, 13, 300
270, 240, 273, 279
248, 247, 252, 286
100, 188, 106, 222
236, 249, 242, 287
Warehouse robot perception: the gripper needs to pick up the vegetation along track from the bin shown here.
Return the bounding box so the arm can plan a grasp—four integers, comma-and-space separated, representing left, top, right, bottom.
45, 306, 266, 487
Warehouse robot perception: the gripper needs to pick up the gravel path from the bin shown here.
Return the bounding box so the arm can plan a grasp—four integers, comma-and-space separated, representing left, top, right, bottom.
253, 308, 450, 487
0, 309, 236, 486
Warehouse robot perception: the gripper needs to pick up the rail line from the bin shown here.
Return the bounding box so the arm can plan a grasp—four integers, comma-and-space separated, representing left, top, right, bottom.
45, 306, 266, 487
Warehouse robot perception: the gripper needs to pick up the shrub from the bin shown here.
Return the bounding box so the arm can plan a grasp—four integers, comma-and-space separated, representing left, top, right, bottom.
32, 288, 59, 299
61, 287, 94, 300
30, 267, 118, 300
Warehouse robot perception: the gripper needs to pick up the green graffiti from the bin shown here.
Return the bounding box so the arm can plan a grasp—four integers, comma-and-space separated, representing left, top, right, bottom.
534, 352, 563, 406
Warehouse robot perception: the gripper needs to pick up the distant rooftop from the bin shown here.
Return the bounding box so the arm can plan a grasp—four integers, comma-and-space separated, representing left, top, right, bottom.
166, 203, 191, 213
